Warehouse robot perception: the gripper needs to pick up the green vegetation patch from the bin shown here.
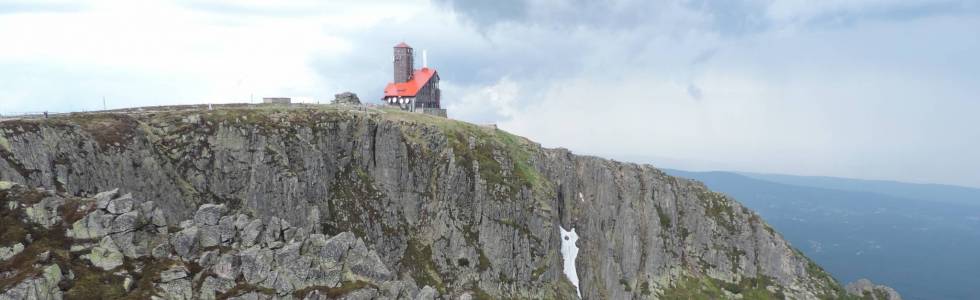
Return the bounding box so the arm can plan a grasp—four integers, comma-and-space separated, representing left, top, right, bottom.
323, 164, 388, 237
660, 275, 786, 300
0, 188, 73, 291
292, 280, 375, 298
65, 113, 140, 148
655, 204, 672, 229
795, 247, 851, 299
383, 109, 548, 200
0, 133, 9, 151
697, 190, 737, 233
64, 263, 128, 299
0, 120, 42, 137
620, 278, 633, 292
399, 238, 445, 293
477, 249, 491, 272
472, 287, 495, 300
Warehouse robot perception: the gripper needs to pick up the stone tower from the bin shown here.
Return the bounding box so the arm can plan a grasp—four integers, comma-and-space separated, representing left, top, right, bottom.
393, 42, 414, 83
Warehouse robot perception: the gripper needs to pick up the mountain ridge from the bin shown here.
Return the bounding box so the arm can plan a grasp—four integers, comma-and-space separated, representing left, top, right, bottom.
0, 104, 892, 299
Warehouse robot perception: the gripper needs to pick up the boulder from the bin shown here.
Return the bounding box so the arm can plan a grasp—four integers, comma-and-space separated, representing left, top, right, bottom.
846, 279, 903, 300
160, 264, 190, 283
0, 264, 63, 300
0, 243, 24, 261
171, 226, 200, 259
240, 219, 263, 247
110, 210, 141, 234
239, 246, 274, 284
156, 278, 193, 300
92, 188, 120, 209
332, 92, 361, 105
194, 204, 227, 226
67, 209, 113, 240
417, 286, 439, 300
83, 236, 125, 270
106, 193, 136, 214
25, 196, 64, 228
213, 252, 241, 280
346, 239, 393, 282
199, 276, 235, 300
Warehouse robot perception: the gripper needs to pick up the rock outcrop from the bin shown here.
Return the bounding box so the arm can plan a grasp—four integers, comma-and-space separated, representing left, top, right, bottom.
846, 279, 903, 300
0, 104, 898, 299
333, 92, 361, 105
0, 182, 434, 299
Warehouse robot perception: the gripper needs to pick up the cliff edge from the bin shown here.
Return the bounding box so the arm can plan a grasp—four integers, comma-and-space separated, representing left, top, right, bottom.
0, 104, 896, 299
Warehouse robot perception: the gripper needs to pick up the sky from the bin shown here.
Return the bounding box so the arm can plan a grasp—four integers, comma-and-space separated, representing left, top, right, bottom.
1, 0, 978, 187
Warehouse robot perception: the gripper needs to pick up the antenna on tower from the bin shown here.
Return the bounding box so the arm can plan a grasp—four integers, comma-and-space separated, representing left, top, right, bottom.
422, 49, 428, 68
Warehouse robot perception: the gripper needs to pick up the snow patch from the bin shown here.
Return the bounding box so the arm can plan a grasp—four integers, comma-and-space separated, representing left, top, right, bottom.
578, 192, 584, 202
560, 226, 581, 298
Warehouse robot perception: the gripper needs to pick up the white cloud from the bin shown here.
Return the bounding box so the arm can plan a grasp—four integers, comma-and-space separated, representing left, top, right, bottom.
0, 1, 418, 111
0, 0, 978, 187
445, 77, 520, 123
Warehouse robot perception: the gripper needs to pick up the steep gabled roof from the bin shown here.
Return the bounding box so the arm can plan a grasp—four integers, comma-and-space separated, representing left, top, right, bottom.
383, 68, 437, 98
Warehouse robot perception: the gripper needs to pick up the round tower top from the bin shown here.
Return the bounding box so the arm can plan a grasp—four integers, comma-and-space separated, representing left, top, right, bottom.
395, 42, 412, 48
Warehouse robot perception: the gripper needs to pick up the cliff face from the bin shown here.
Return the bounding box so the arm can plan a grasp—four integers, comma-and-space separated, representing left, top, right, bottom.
0, 105, 849, 299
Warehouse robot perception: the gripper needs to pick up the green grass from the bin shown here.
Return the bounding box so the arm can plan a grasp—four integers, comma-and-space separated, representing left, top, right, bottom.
292, 280, 374, 298
620, 278, 633, 291
399, 238, 445, 293
477, 249, 491, 272
382, 108, 548, 200
0, 134, 9, 152
697, 190, 737, 233
660, 276, 786, 300
655, 204, 672, 229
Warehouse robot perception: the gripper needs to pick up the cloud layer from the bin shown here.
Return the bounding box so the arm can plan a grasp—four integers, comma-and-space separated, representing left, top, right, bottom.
1, 0, 978, 187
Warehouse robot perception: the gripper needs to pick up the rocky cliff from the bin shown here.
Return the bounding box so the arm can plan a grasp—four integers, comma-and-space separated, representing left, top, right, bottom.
0, 104, 893, 299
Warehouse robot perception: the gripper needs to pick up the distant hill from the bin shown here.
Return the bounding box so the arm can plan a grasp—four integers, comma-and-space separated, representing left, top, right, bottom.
665, 169, 980, 300
740, 172, 980, 207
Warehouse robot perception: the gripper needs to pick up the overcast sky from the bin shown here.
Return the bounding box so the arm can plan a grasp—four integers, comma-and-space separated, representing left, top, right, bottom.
1, 0, 978, 187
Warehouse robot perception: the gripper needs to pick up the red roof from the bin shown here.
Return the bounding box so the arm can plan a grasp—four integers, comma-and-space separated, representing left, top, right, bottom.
394, 42, 411, 48
384, 68, 437, 98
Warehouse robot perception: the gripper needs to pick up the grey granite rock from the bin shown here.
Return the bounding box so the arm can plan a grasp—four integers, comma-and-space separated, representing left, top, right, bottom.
332, 92, 361, 105
213, 251, 241, 280
83, 236, 124, 270
199, 276, 236, 300
240, 219, 263, 248
160, 264, 190, 283
847, 278, 903, 300
194, 204, 227, 226
0, 243, 24, 261
0, 181, 13, 191
106, 193, 136, 214
0, 183, 426, 300
156, 278, 193, 300
0, 107, 897, 299
346, 239, 393, 282
0, 264, 63, 300
171, 226, 200, 260
416, 286, 439, 300
25, 196, 64, 228
93, 188, 119, 209
240, 246, 274, 285
67, 209, 114, 240
110, 210, 140, 234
